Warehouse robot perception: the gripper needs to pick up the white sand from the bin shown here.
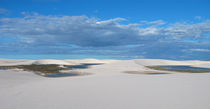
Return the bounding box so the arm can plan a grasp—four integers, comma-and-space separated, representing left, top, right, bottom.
0, 59, 35, 66
0, 59, 210, 109
65, 58, 120, 64
32, 59, 77, 65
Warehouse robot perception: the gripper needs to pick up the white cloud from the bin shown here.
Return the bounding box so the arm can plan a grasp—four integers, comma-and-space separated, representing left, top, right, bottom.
0, 14, 210, 60
162, 20, 210, 38
0, 14, 140, 47
190, 49, 210, 52
141, 20, 166, 26
1, 14, 209, 47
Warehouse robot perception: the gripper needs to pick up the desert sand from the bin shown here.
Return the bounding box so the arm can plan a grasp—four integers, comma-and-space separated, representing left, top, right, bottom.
0, 59, 210, 109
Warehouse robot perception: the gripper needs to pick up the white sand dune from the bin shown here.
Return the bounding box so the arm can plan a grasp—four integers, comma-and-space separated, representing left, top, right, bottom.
135, 59, 210, 68
0, 59, 119, 66
0, 59, 210, 109
192, 63, 210, 68
0, 59, 35, 66
74, 60, 148, 75
73, 59, 210, 75
32, 59, 77, 65
65, 58, 120, 64
135, 59, 190, 66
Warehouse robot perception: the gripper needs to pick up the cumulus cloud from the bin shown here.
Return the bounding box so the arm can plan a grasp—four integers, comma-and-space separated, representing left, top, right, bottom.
141, 20, 166, 26
162, 21, 210, 38
190, 49, 210, 52
0, 14, 210, 60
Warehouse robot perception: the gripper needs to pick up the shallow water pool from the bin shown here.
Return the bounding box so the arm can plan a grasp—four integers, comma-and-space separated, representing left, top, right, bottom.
43, 73, 80, 77
148, 65, 210, 73
65, 63, 103, 69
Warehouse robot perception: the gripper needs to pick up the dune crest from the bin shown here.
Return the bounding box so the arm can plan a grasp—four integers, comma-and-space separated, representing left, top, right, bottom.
32, 59, 76, 65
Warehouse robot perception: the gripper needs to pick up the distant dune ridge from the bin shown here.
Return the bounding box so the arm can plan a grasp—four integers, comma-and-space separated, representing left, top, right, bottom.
32, 59, 76, 65
0, 58, 120, 66
134, 59, 210, 68
0, 59, 210, 74
1, 58, 210, 66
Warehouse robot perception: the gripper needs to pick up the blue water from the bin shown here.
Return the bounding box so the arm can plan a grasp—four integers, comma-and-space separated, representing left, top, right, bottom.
157, 65, 210, 72
148, 73, 169, 75
0, 67, 7, 70
65, 63, 103, 69
44, 73, 79, 77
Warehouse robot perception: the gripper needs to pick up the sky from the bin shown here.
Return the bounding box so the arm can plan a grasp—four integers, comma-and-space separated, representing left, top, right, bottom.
0, 0, 210, 60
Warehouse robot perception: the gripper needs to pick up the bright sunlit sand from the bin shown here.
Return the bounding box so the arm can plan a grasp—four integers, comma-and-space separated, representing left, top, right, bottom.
0, 59, 210, 109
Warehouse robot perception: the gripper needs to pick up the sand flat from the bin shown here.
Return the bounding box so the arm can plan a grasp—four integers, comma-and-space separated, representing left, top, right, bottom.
0, 59, 210, 109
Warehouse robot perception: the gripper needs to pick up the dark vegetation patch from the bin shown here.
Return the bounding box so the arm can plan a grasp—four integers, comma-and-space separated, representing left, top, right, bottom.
0, 63, 102, 77
146, 73, 169, 75
0, 64, 62, 73
124, 71, 169, 75
146, 65, 210, 73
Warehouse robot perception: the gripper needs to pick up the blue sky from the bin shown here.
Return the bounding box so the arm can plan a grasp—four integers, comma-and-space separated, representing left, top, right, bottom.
0, 0, 210, 60
1, 0, 210, 22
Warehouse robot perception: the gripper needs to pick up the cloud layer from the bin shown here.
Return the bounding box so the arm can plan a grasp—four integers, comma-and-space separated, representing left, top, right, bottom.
0, 14, 210, 60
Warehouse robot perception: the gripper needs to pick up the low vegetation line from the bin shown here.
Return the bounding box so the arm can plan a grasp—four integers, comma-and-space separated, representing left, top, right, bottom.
0, 64, 67, 74
146, 65, 210, 73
